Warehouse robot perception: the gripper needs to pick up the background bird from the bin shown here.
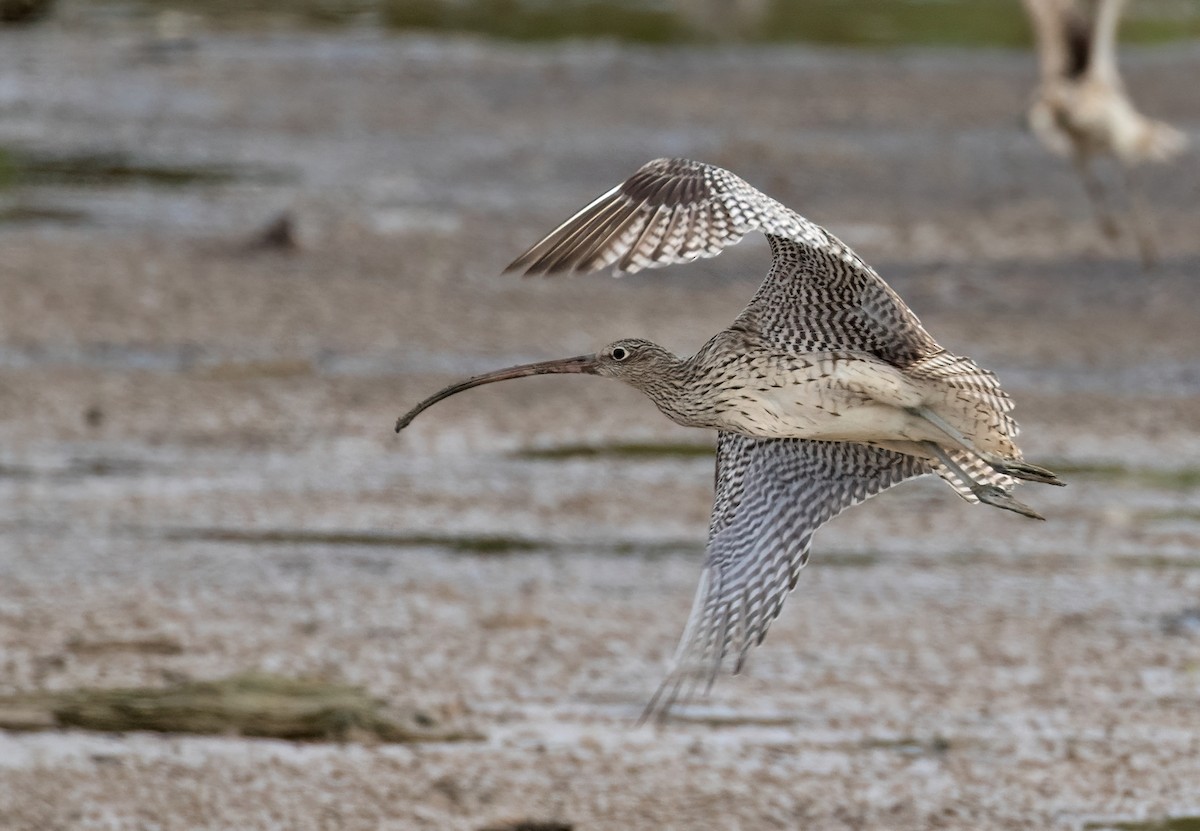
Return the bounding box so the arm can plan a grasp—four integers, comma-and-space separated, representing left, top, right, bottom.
396, 158, 1063, 718
1021, 0, 1188, 267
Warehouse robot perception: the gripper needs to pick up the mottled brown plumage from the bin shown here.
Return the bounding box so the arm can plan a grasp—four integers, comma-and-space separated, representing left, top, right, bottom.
396, 159, 1063, 718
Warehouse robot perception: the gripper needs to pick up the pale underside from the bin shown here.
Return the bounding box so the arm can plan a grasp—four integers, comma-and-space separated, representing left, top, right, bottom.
676, 340, 1016, 459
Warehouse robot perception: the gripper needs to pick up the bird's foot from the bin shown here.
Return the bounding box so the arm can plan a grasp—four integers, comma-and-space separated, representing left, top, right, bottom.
989, 458, 1065, 487
973, 485, 1045, 521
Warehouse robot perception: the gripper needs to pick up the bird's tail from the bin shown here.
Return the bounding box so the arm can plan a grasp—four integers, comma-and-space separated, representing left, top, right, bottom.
907, 352, 1022, 460
930, 449, 1017, 504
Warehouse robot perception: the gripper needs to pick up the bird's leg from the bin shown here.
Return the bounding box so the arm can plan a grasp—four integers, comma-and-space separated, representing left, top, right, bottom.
907, 406, 1064, 486
923, 442, 1045, 520
1116, 165, 1159, 271
1074, 154, 1121, 240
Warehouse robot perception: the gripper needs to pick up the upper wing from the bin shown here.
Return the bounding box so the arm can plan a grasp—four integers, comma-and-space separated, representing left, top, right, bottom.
505, 157, 852, 277
642, 432, 930, 720
730, 232, 937, 364
506, 157, 941, 366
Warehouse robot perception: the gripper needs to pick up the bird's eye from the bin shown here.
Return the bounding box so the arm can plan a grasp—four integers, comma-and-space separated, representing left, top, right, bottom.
611, 346, 629, 361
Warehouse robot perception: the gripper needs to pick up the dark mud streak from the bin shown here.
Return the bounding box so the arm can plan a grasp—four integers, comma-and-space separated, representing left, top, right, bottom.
516, 441, 715, 460
0, 146, 290, 190
1083, 817, 1200, 831
0, 673, 483, 743
158, 526, 705, 558
1039, 462, 1200, 491
153, 527, 893, 567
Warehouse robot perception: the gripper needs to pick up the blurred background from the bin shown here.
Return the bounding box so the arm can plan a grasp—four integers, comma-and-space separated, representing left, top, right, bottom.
1, 2, 1199, 830
7, 0, 1200, 44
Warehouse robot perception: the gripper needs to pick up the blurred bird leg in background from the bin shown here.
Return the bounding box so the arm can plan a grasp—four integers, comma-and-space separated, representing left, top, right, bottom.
1022, 0, 1188, 268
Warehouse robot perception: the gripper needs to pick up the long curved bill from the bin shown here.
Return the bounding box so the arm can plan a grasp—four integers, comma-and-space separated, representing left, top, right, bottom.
395, 354, 599, 432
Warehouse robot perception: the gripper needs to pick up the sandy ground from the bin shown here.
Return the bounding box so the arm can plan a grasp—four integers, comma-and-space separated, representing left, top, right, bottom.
1, 17, 1200, 831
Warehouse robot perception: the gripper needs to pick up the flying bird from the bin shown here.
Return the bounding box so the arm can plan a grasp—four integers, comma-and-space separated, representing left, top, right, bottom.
396, 158, 1063, 718
1021, 0, 1188, 266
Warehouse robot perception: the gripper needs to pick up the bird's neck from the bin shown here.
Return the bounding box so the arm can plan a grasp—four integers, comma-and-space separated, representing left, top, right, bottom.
620, 353, 699, 428
641, 341, 739, 430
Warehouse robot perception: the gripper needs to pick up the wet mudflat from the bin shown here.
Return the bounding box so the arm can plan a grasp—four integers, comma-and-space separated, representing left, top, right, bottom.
1, 14, 1199, 831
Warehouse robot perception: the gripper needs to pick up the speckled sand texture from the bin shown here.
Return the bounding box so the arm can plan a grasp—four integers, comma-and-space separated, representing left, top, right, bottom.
1, 18, 1199, 831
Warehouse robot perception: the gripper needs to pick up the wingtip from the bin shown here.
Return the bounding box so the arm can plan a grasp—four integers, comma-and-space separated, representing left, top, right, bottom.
504, 257, 593, 279
503, 249, 560, 278
634, 704, 659, 728
636, 690, 668, 727
501, 258, 530, 277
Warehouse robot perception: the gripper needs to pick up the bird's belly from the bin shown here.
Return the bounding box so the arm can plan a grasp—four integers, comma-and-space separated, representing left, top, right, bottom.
713, 385, 938, 444
701, 354, 938, 442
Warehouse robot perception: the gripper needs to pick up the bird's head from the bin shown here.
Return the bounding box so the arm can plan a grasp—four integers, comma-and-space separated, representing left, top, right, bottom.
394, 337, 684, 432
592, 338, 682, 388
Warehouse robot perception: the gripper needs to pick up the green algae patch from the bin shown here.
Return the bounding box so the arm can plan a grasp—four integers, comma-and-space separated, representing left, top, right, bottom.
862, 735, 952, 754
65, 635, 185, 656
1043, 462, 1200, 491
1139, 508, 1200, 524
0, 673, 481, 743
822, 551, 882, 568
666, 709, 800, 727
0, 203, 89, 225
163, 526, 547, 555
117, 0, 1200, 46
0, 145, 286, 190
160, 526, 705, 557
517, 441, 714, 461
1114, 555, 1200, 570
383, 0, 680, 43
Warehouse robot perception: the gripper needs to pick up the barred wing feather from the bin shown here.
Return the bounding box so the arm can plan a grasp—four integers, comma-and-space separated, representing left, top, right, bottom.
643, 432, 930, 720
506, 157, 941, 367
505, 157, 854, 276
